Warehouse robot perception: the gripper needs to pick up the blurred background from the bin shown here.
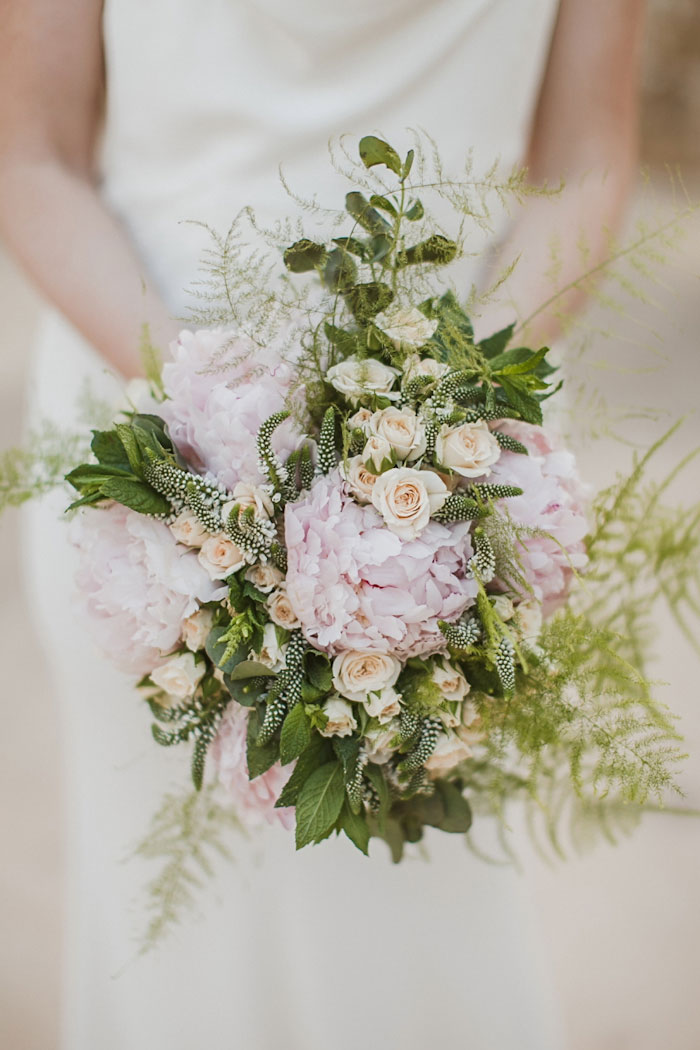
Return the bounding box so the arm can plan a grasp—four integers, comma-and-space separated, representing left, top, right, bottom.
1, 3, 700, 1048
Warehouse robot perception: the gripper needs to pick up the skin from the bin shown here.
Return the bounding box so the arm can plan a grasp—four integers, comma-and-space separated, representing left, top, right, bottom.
0, 0, 646, 376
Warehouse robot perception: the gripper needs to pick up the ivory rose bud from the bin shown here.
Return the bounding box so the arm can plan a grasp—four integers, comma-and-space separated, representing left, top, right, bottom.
378, 306, 438, 349
516, 598, 543, 644
364, 686, 402, 725
151, 651, 205, 700
432, 659, 471, 703
327, 356, 400, 405
332, 650, 401, 701
348, 407, 373, 433
170, 510, 208, 548
198, 534, 247, 580
368, 406, 426, 462
363, 434, 395, 475
181, 607, 214, 652
371, 466, 448, 540
365, 721, 400, 764
424, 732, 473, 775
436, 420, 501, 478
254, 622, 288, 672
223, 481, 274, 521
267, 586, 301, 630
492, 595, 515, 621
339, 456, 378, 504
404, 354, 450, 382
457, 702, 485, 748
245, 563, 284, 594
320, 697, 357, 738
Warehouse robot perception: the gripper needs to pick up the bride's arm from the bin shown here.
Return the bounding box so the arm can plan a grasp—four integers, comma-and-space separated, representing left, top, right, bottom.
0, 0, 178, 378
475, 0, 646, 344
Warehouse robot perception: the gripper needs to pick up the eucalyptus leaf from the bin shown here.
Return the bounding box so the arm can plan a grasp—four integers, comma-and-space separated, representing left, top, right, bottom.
358, 135, 402, 176
283, 238, 327, 273
344, 282, 395, 324
332, 236, 367, 260
228, 659, 272, 681
396, 235, 458, 268
435, 781, 473, 833
369, 194, 398, 218
345, 192, 391, 237
405, 199, 424, 221
323, 248, 358, 293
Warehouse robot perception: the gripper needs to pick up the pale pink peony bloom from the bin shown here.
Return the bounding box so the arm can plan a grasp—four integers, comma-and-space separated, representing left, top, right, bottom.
210, 704, 294, 829
158, 328, 304, 491
72, 502, 223, 677
284, 471, 478, 657
489, 420, 589, 615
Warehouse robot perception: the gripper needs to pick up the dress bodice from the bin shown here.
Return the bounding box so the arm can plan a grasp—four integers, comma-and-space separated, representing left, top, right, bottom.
100, 0, 560, 313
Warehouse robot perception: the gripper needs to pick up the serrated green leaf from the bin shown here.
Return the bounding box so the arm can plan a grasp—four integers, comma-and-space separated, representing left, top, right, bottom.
498, 377, 543, 425
341, 802, 370, 855
478, 323, 515, 359
115, 423, 146, 478
295, 761, 345, 848
100, 477, 171, 515
304, 650, 333, 692
280, 704, 312, 765
332, 734, 361, 778
90, 429, 132, 470
358, 135, 402, 176
493, 346, 550, 377
246, 708, 280, 780
275, 734, 330, 808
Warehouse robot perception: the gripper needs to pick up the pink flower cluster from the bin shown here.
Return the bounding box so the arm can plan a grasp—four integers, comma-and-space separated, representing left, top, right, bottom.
210, 705, 293, 828
490, 421, 589, 615
158, 328, 303, 491
72, 503, 222, 676
284, 471, 478, 657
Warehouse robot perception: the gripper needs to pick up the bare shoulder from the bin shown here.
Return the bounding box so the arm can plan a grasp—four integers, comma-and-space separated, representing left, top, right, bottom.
0, 0, 105, 169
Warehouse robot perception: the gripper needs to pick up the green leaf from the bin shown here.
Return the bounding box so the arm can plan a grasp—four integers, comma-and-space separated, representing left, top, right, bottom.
280, 704, 312, 765
369, 194, 398, 218
304, 650, 333, 692
275, 734, 331, 808
382, 817, 406, 863
405, 199, 424, 221
498, 377, 544, 425
341, 802, 370, 855
365, 763, 390, 832
332, 236, 367, 260
246, 708, 280, 780
345, 192, 391, 237
396, 235, 458, 268
492, 346, 550, 377
205, 626, 248, 676
368, 234, 393, 263
323, 322, 363, 357
283, 239, 327, 273
358, 135, 402, 176
100, 477, 172, 515
332, 734, 361, 779
344, 282, 395, 324
114, 423, 146, 478
228, 659, 272, 681
295, 761, 345, 849
402, 149, 414, 180
434, 781, 473, 833
323, 248, 358, 293
223, 673, 267, 707
65, 462, 135, 490
90, 429, 132, 470
478, 323, 515, 359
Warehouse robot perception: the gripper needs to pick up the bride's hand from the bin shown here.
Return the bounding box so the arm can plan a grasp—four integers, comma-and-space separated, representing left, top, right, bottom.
474, 0, 646, 347
0, 0, 179, 377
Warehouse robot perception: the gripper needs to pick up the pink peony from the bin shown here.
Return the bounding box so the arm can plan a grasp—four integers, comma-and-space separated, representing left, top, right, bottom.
158, 328, 304, 491
72, 502, 223, 677
489, 420, 589, 615
284, 471, 478, 657
210, 704, 293, 829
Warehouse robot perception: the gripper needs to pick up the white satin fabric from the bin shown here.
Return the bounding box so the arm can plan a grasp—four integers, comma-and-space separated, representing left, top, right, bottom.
23, 2, 567, 1047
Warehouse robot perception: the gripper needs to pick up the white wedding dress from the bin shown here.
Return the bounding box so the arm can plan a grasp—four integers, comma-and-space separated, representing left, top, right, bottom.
22, 1, 567, 1047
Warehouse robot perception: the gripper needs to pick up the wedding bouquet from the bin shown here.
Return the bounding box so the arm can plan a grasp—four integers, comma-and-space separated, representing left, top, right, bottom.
4, 132, 688, 909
